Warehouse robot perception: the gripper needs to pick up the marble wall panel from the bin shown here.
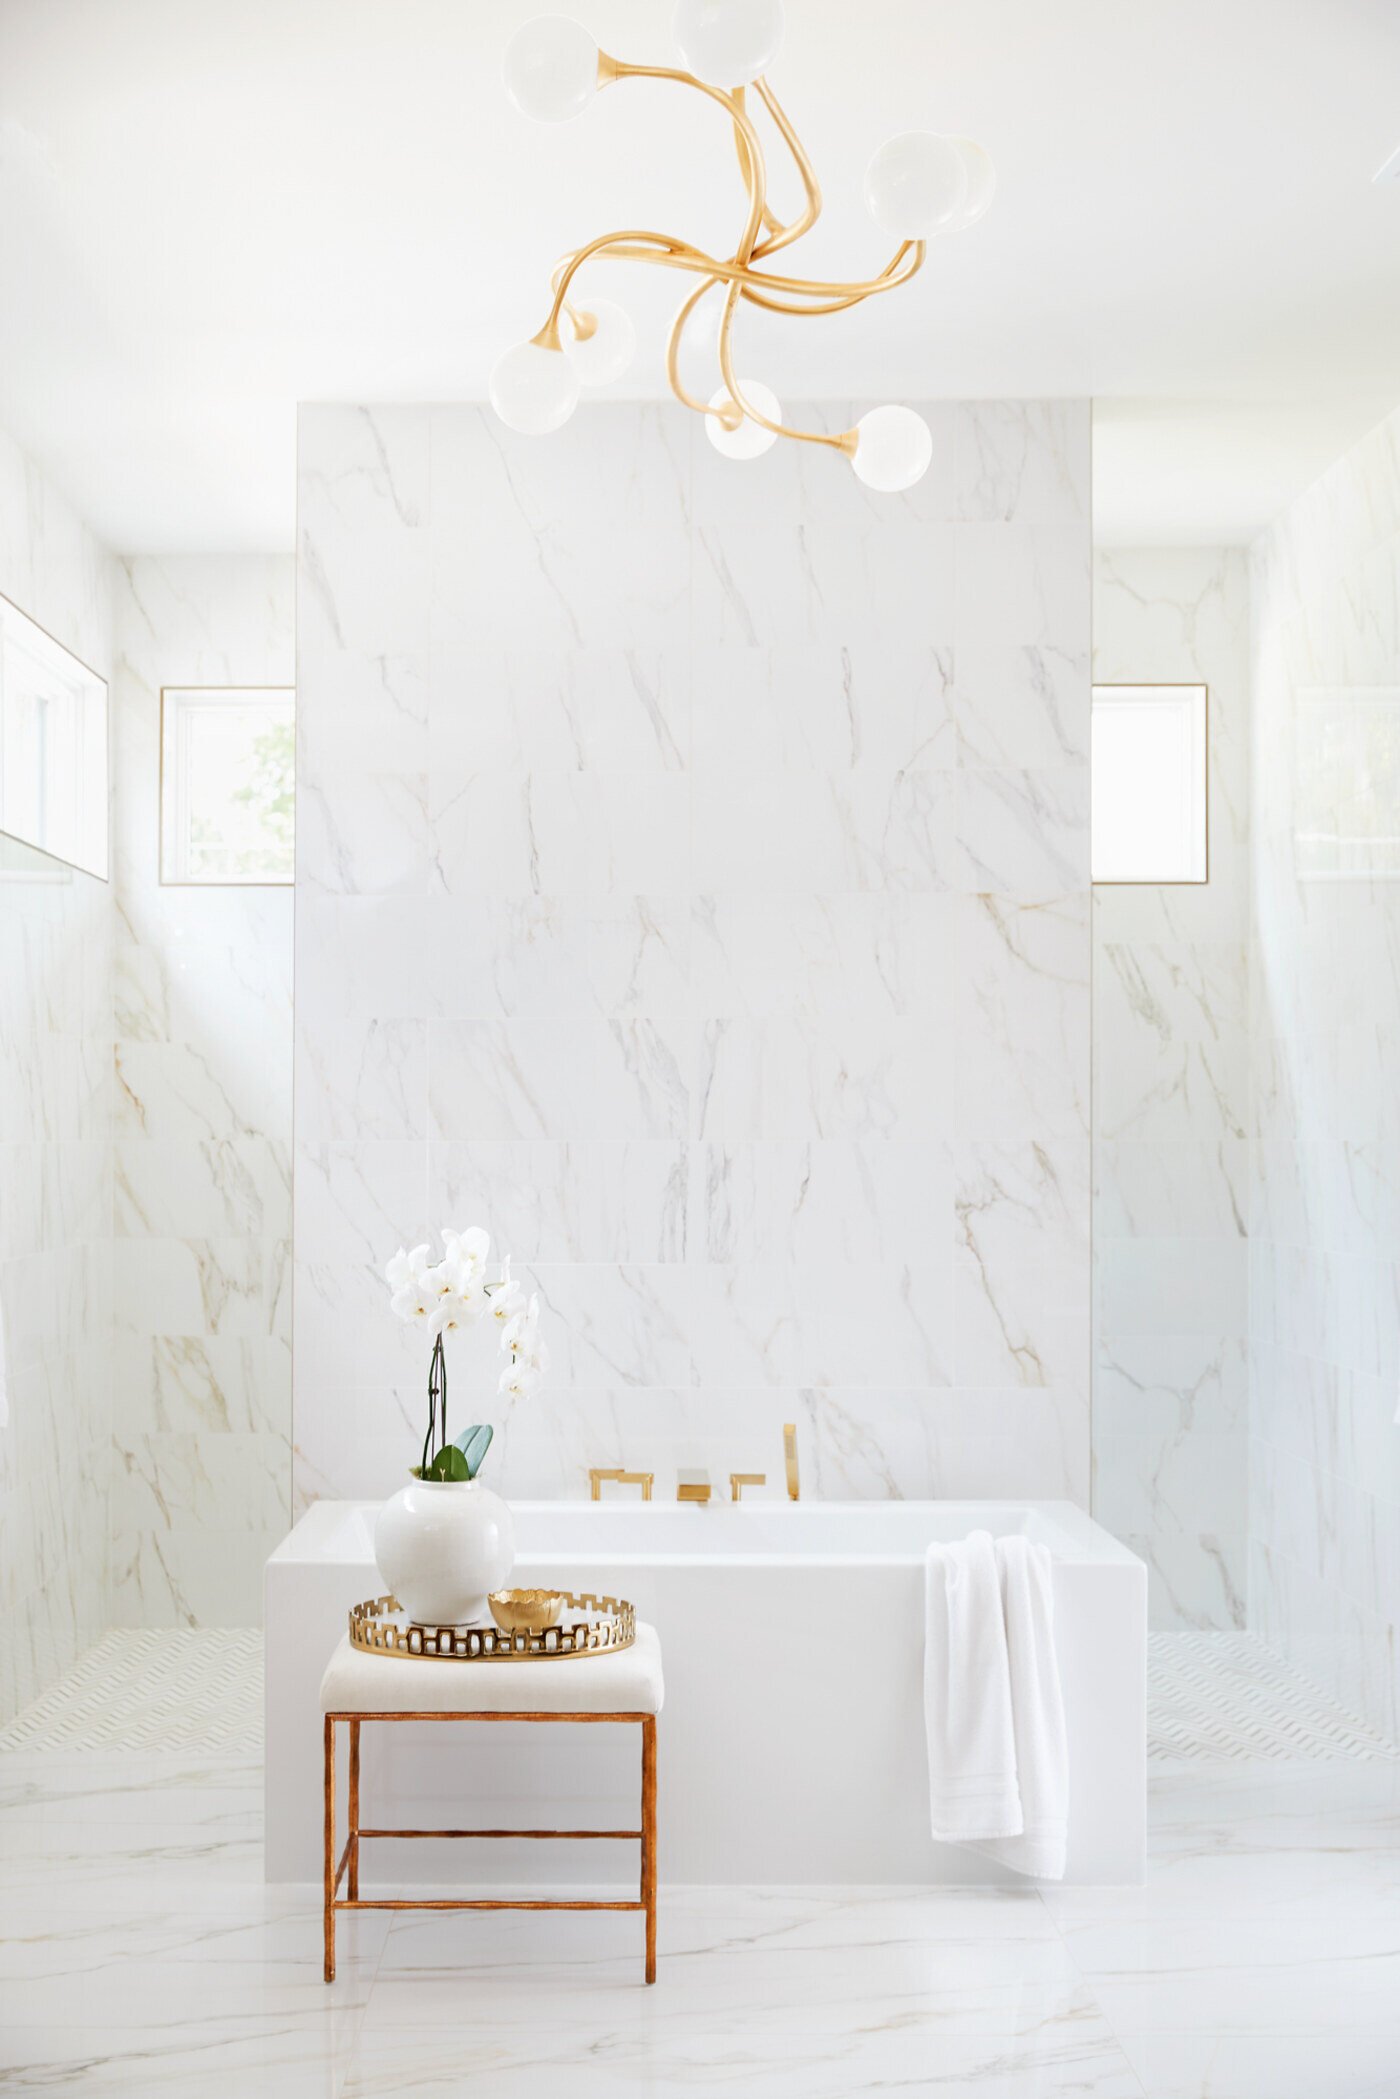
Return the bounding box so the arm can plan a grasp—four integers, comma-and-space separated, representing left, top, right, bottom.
1091, 548, 1251, 1627
0, 428, 115, 1724
1249, 403, 1400, 1741
294, 402, 1091, 1510
109, 556, 294, 1625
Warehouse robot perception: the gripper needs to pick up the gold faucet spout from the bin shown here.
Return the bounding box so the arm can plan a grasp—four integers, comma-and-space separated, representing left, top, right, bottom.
589, 1468, 654, 1501
677, 1469, 712, 1504
783, 1423, 800, 1501
730, 1472, 766, 1501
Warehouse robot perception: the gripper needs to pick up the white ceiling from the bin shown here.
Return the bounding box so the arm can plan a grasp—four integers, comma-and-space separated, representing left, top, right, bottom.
1, 0, 1398, 552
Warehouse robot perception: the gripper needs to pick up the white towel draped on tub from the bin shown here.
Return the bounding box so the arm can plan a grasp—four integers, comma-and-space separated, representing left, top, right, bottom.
923, 1529, 1068, 1880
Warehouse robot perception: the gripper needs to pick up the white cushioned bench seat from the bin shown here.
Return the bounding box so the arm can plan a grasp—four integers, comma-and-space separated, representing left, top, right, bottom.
319, 1622, 664, 1716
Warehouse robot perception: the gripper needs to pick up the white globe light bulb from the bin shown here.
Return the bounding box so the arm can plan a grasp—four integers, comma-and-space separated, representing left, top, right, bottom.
563, 297, 636, 385
864, 132, 969, 240
674, 0, 784, 86
947, 138, 996, 230
489, 340, 580, 435
707, 380, 782, 460
851, 405, 933, 493
503, 16, 599, 122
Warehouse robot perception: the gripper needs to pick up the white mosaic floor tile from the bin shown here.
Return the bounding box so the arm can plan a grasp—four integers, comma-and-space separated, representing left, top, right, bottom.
0, 1629, 262, 1753
1148, 1631, 1400, 1764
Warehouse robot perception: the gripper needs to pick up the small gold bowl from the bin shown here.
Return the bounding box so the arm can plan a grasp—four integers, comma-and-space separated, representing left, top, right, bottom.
488, 1588, 565, 1635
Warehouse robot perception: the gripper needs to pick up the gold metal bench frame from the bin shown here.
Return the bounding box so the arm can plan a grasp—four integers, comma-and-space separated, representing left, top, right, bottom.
322, 1709, 658, 1985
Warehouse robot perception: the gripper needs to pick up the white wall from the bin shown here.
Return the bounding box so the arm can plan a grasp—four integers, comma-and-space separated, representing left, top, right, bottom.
293, 401, 1092, 1507
1250, 405, 1400, 1739
0, 427, 116, 1724
109, 556, 294, 1624
1092, 549, 1251, 1626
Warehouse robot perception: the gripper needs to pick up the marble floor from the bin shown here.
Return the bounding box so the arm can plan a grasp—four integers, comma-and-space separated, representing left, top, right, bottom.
2, 1636, 1399, 2097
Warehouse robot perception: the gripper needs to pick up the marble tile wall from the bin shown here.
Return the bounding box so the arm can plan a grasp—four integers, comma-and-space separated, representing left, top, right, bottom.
293, 401, 1092, 1508
0, 426, 116, 1724
110, 557, 294, 1624
1092, 549, 1251, 1627
1249, 404, 1400, 1741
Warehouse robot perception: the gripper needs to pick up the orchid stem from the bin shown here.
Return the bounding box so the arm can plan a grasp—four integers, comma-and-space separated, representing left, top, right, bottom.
421, 1332, 447, 1476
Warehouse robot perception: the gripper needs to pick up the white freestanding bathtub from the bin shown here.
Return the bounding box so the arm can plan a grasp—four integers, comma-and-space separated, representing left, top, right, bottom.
266, 1499, 1146, 1886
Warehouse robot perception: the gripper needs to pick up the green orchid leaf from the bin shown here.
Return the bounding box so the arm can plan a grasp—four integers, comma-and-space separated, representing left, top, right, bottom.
425, 1442, 470, 1482
453, 1423, 494, 1478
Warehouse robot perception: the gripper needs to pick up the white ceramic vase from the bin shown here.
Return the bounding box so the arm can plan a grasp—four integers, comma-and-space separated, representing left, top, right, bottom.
374, 1476, 515, 1626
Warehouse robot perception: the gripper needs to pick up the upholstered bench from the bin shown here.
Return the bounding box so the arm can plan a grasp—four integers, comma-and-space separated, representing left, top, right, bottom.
318, 1623, 664, 1983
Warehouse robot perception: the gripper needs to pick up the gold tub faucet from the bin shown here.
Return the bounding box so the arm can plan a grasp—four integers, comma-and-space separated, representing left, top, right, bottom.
589, 1468, 654, 1501
729, 1472, 766, 1501
783, 1423, 800, 1501
676, 1469, 712, 1504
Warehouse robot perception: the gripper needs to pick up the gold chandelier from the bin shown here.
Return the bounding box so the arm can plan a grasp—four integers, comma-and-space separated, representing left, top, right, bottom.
490, 2, 995, 492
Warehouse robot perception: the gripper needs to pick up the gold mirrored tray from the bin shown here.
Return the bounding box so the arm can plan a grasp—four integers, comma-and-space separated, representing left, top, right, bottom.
348, 1590, 635, 1661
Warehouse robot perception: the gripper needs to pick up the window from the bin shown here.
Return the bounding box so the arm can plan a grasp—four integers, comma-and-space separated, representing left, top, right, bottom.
160, 686, 294, 885
0, 591, 108, 879
1091, 683, 1207, 884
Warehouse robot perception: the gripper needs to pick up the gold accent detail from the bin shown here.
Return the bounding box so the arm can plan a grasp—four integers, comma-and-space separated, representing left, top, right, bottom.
526, 56, 929, 460
783, 1423, 800, 1501
323, 1708, 657, 1983
347, 1592, 635, 1661
589, 1467, 654, 1501
676, 1469, 712, 1504
729, 1472, 766, 1501
489, 1588, 564, 1634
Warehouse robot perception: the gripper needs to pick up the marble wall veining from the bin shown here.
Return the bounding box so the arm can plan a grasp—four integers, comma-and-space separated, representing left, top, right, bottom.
0, 426, 116, 1725
1092, 549, 1251, 1627
293, 401, 1092, 1509
1249, 405, 1400, 1741
110, 557, 295, 1625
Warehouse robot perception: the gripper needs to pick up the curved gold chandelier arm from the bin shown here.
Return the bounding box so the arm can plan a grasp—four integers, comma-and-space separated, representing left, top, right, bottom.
671, 75, 831, 441
538, 59, 765, 351
747, 82, 822, 259
738, 241, 924, 316
731, 90, 783, 242
530, 46, 930, 457
605, 56, 770, 272
665, 280, 726, 418
549, 232, 925, 314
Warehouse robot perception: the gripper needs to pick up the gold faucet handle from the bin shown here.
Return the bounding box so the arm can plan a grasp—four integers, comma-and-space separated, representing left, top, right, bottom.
729, 1472, 766, 1501
590, 1468, 654, 1501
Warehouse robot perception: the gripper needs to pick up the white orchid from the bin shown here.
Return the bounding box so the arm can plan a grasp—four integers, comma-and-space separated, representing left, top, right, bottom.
524, 1335, 551, 1379
467, 1269, 495, 1313
501, 1290, 541, 1359
390, 1276, 437, 1325
413, 1248, 484, 1328
442, 1225, 490, 1280
384, 1223, 548, 1473
385, 1243, 431, 1293
488, 1254, 524, 1329
433, 1299, 469, 1336
498, 1358, 540, 1401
